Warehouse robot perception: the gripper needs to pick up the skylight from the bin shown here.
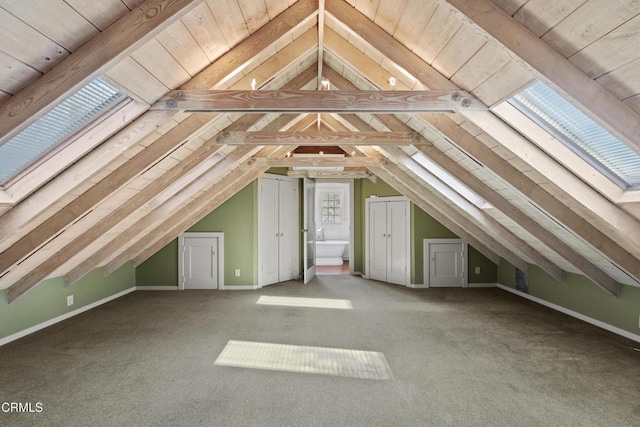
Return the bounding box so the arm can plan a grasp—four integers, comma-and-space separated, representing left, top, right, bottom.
509, 82, 640, 190
0, 78, 126, 184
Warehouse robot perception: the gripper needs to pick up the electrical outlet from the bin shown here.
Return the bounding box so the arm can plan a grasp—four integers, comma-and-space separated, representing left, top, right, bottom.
234, 269, 240, 277
67, 295, 74, 307
475, 267, 480, 274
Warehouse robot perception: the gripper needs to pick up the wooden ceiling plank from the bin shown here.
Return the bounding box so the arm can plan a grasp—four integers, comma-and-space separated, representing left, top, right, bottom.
0, 0, 203, 144
152, 89, 486, 112
436, 0, 640, 154
1, 0, 100, 51
178, 0, 316, 90
216, 131, 426, 145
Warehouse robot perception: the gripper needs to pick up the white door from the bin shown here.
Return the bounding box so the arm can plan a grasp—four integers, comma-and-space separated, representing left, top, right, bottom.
303, 178, 316, 284
259, 178, 279, 286
386, 201, 407, 285
369, 201, 388, 282
426, 240, 466, 287
278, 179, 298, 281
182, 236, 218, 289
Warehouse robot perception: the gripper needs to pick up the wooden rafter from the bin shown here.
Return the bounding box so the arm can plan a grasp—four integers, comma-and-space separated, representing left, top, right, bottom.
216, 131, 426, 145
0, 0, 202, 144
365, 112, 619, 295
100, 116, 314, 280
328, 114, 530, 272
244, 157, 387, 168
0, 4, 319, 256
60, 69, 318, 287
325, 2, 640, 285
287, 168, 376, 181
436, 0, 640, 154
151, 90, 486, 112
325, 67, 618, 295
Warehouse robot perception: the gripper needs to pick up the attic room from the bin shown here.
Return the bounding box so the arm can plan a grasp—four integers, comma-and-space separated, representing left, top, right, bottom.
1, 0, 640, 424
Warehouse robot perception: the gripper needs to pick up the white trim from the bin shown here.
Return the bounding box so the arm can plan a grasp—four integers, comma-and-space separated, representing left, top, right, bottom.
407, 283, 428, 288
135, 286, 179, 291
0, 287, 135, 347
223, 285, 260, 290
467, 283, 497, 288
178, 232, 225, 290
497, 284, 640, 344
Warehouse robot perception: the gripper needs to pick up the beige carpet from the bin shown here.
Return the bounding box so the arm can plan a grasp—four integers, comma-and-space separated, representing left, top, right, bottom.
1, 275, 639, 426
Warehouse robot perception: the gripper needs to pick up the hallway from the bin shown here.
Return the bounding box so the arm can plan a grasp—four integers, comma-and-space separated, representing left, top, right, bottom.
1, 276, 639, 426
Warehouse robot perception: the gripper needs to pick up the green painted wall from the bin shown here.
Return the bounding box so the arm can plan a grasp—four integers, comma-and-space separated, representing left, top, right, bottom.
136, 175, 497, 288
0, 263, 135, 341
498, 260, 640, 336
136, 181, 258, 287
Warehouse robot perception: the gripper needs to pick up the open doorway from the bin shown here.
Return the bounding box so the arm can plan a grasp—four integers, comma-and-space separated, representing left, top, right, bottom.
315, 179, 353, 276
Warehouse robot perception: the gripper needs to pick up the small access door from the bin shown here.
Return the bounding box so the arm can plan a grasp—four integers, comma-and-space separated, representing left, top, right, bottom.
424, 239, 467, 288
302, 177, 316, 284
179, 232, 223, 290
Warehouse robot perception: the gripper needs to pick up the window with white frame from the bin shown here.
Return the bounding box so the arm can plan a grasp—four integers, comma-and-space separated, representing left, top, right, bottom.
0, 78, 127, 185
320, 191, 342, 224
509, 81, 640, 190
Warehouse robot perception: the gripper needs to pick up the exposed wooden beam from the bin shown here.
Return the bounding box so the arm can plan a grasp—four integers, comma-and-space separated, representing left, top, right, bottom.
0, 113, 218, 278
129, 146, 294, 269
245, 157, 387, 168
287, 168, 376, 181
318, 0, 326, 89
0, 0, 202, 144
424, 112, 640, 284
382, 145, 569, 283
436, 0, 640, 154
151, 90, 486, 112
217, 131, 426, 145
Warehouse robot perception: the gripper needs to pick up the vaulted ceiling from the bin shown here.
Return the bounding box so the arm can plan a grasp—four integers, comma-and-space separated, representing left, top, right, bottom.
1, 0, 640, 302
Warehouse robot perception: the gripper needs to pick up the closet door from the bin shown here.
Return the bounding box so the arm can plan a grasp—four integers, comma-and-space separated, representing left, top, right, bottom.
259, 178, 279, 286
369, 201, 387, 282
386, 201, 407, 285
278, 179, 298, 281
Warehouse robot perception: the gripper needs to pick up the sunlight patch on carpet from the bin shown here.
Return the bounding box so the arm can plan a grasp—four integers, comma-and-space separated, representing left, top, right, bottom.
215, 340, 392, 380
256, 295, 353, 309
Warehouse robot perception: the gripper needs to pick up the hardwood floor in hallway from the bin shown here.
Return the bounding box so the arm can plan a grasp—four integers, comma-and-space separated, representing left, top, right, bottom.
1, 276, 639, 426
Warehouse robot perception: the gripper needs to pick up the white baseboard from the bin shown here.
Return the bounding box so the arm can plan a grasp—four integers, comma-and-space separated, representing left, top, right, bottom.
468, 283, 497, 288
0, 287, 136, 347
223, 285, 259, 290
135, 286, 179, 291
407, 283, 497, 289
497, 284, 640, 344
